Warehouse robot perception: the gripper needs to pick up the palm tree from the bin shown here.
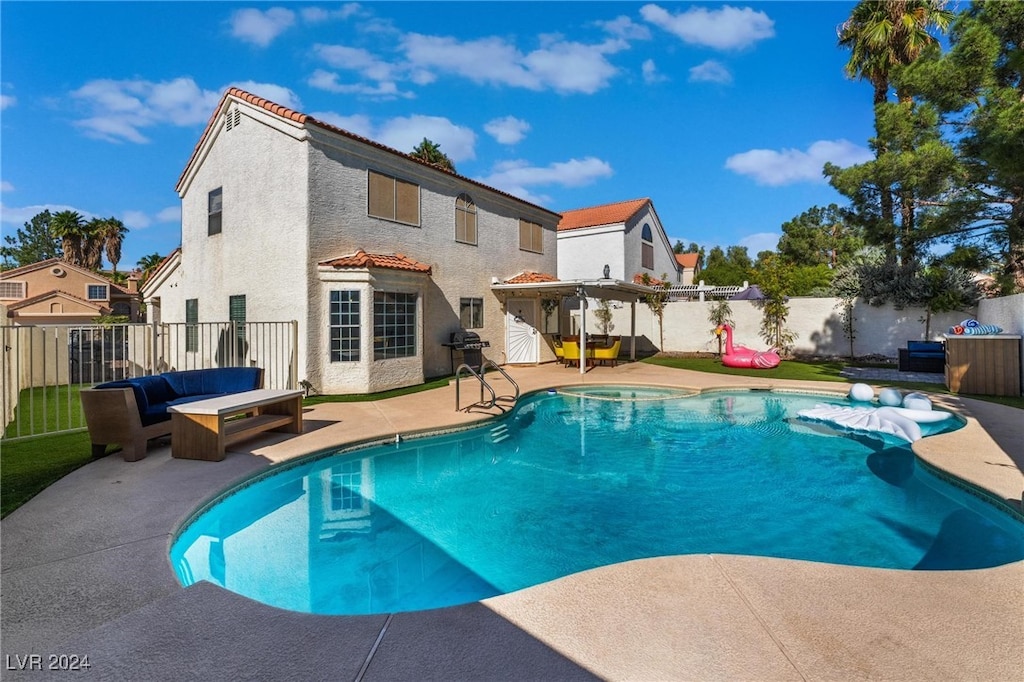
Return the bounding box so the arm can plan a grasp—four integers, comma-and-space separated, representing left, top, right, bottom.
50, 210, 86, 266
95, 217, 128, 276
80, 218, 105, 270
410, 138, 456, 173
136, 252, 165, 283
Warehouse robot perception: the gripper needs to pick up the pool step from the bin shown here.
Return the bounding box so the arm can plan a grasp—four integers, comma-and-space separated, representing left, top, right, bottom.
490, 424, 510, 444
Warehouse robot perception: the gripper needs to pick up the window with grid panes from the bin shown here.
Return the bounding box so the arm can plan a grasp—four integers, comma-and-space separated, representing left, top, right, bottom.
329, 290, 361, 362
519, 219, 543, 253
0, 281, 26, 299
373, 291, 416, 360
455, 194, 477, 244
367, 170, 420, 226
330, 460, 363, 511
86, 284, 108, 300
185, 299, 198, 352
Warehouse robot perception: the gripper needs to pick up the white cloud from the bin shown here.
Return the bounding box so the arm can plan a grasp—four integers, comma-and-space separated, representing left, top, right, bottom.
689, 60, 732, 84
307, 69, 412, 100
479, 157, 613, 204
739, 232, 781, 255
725, 139, 873, 186
484, 116, 531, 145
71, 78, 221, 143
641, 4, 775, 50
0, 94, 15, 110
229, 7, 296, 47
301, 3, 360, 24
399, 33, 621, 94
642, 59, 668, 84
156, 206, 181, 223
376, 116, 477, 162
309, 111, 375, 138
1, 181, 14, 192
122, 210, 151, 230
597, 15, 652, 41
1, 203, 94, 225
227, 81, 302, 110
313, 44, 399, 82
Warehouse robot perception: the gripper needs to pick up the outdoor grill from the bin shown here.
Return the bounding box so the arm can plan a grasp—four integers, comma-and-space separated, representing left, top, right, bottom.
443, 330, 490, 373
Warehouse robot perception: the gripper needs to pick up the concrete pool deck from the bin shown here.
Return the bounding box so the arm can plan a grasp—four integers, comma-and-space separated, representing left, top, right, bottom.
2, 362, 1022, 680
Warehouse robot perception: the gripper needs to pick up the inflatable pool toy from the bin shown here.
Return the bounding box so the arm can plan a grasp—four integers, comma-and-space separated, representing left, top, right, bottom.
878, 387, 903, 406
715, 324, 781, 369
849, 383, 874, 402
797, 402, 953, 442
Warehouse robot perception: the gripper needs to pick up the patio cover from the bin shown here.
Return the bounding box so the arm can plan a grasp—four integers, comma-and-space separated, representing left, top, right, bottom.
490, 278, 655, 375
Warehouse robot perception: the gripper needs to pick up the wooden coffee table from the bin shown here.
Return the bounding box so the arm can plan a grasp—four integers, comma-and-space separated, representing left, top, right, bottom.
168, 389, 303, 461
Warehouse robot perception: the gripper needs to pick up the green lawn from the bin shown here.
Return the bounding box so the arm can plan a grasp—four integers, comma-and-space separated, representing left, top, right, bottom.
1, 431, 103, 518
3, 384, 88, 439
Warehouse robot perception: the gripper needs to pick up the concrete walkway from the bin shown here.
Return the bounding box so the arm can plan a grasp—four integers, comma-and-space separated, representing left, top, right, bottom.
2, 363, 1022, 681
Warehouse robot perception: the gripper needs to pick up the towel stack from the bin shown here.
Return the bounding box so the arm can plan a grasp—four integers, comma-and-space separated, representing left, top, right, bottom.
948, 319, 1003, 335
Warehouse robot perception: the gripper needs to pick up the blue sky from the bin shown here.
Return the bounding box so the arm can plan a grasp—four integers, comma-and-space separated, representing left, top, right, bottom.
1, 1, 876, 271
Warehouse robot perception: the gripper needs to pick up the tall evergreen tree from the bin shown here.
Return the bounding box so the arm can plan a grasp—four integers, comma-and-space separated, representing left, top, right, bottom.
1, 210, 62, 269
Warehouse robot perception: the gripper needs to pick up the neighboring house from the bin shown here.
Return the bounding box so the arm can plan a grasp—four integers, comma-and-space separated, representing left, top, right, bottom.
0, 258, 142, 325
143, 88, 560, 394
557, 198, 682, 284
674, 252, 701, 286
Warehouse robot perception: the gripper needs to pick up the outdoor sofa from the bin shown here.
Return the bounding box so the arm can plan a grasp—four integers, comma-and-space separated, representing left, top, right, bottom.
897, 340, 946, 374
81, 367, 264, 461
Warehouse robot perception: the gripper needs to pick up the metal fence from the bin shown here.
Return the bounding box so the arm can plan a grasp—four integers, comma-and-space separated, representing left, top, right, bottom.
1, 321, 297, 440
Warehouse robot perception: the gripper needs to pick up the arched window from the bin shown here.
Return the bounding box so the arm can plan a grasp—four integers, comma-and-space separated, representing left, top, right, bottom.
455, 193, 477, 245
641, 223, 654, 269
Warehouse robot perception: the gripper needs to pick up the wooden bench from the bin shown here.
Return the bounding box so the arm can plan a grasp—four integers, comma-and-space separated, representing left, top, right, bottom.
168, 389, 304, 461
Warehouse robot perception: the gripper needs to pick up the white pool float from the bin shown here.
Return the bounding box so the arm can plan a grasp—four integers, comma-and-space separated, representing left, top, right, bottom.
796, 403, 953, 443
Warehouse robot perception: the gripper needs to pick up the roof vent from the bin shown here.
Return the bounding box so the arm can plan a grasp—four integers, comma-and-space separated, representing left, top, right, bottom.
225, 108, 241, 131
51, 266, 66, 277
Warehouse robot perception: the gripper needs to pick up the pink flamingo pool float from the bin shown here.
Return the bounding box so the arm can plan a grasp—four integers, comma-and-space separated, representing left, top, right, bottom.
715, 324, 781, 369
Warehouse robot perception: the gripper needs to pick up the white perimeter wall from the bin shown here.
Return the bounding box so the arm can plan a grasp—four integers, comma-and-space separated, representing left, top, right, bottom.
605, 297, 995, 358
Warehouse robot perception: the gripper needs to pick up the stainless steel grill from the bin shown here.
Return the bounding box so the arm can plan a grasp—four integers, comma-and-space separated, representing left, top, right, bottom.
443, 330, 490, 372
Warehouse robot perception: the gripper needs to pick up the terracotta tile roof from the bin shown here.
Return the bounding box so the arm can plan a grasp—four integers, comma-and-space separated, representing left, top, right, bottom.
177, 88, 560, 220
319, 250, 432, 274
504, 271, 560, 284
5, 289, 109, 314
675, 252, 699, 269
558, 198, 651, 232
0, 257, 133, 294
632, 273, 666, 286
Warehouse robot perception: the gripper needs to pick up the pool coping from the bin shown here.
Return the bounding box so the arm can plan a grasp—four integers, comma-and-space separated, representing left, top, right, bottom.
2, 362, 1022, 681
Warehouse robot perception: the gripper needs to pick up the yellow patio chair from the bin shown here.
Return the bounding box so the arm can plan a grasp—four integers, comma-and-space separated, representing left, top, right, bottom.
552, 336, 565, 364
562, 339, 585, 368
592, 336, 621, 367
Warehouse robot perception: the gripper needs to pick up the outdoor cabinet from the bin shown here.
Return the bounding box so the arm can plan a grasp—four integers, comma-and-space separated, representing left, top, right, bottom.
944, 334, 1022, 397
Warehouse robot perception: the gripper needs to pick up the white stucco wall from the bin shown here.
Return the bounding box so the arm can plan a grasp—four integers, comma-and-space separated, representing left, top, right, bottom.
174, 103, 310, 386
607, 297, 976, 358
557, 226, 625, 280
305, 129, 558, 389
624, 205, 680, 283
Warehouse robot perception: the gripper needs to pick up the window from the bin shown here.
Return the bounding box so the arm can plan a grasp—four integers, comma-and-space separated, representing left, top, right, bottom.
367, 170, 420, 226
112, 302, 131, 317
208, 187, 223, 235
455, 194, 477, 245
373, 291, 416, 360
641, 222, 654, 270
0, 281, 26, 299
185, 299, 198, 352
329, 290, 361, 362
330, 460, 363, 512
459, 298, 483, 329
86, 284, 109, 301
229, 294, 246, 344
519, 219, 543, 253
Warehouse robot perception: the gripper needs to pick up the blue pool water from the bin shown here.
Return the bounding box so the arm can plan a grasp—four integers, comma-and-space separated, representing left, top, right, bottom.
171, 388, 1024, 615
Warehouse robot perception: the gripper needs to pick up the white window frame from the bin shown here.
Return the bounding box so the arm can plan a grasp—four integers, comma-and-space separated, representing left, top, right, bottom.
0, 280, 26, 299
85, 284, 109, 301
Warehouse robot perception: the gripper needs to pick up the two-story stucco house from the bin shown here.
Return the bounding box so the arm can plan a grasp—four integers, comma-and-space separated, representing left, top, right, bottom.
0, 258, 142, 324
144, 88, 560, 394
556, 198, 683, 284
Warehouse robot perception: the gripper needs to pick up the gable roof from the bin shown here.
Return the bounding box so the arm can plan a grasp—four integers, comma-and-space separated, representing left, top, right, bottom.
504, 271, 560, 284
557, 198, 651, 232
675, 252, 699, 269
319, 250, 432, 274
0, 258, 133, 295
5, 289, 109, 315
178, 88, 560, 220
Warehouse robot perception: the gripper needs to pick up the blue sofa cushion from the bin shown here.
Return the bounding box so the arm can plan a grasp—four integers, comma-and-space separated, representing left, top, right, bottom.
96, 376, 178, 425
907, 341, 944, 358
162, 368, 261, 396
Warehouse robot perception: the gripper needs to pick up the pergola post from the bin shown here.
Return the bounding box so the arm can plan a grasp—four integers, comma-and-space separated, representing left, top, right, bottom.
578, 287, 587, 376
630, 300, 636, 361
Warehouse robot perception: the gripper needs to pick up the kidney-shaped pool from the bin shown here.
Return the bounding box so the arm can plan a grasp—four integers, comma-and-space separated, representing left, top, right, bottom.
171, 388, 1023, 615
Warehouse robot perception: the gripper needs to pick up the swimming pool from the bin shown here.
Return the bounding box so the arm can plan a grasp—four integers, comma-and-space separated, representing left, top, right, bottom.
171, 388, 1024, 616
